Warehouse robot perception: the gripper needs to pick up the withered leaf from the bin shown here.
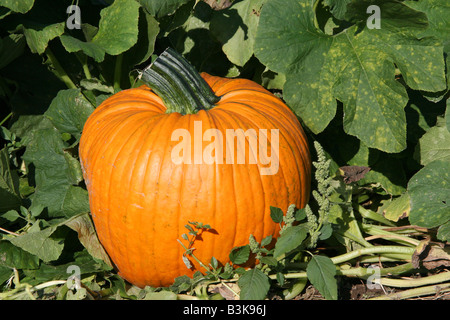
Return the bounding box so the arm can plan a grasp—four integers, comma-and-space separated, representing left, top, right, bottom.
65, 213, 113, 268
209, 282, 240, 300
339, 166, 371, 184
412, 238, 450, 270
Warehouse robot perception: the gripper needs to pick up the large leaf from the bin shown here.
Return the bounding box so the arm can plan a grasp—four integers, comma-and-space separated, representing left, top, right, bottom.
30, 250, 111, 283
405, 0, 450, 52
44, 89, 94, 141
254, 0, 446, 153
408, 160, 450, 228
64, 213, 113, 267
273, 225, 308, 259
22, 128, 89, 218
139, 0, 191, 18
210, 0, 266, 67
0, 0, 34, 13
238, 268, 270, 300
306, 255, 338, 300
0, 241, 39, 270
22, 22, 65, 55
60, 0, 141, 62
9, 225, 64, 263
415, 117, 450, 166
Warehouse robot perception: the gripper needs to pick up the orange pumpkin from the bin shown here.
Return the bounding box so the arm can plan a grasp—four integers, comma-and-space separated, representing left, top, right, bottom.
79, 48, 311, 288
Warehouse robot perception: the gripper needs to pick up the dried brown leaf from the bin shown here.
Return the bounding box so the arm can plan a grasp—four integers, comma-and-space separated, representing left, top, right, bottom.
339, 166, 371, 184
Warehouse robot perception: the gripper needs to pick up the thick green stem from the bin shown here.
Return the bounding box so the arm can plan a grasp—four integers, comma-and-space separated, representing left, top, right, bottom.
362, 223, 421, 247
45, 48, 77, 89
140, 48, 220, 115
113, 54, 123, 90
369, 283, 450, 300
269, 262, 415, 281
331, 245, 415, 265
357, 205, 397, 227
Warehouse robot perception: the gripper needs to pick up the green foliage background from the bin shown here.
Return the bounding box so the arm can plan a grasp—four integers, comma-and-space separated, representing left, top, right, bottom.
0, 0, 449, 300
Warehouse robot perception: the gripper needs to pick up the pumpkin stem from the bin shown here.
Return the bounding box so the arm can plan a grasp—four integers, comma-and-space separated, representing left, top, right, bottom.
140, 48, 220, 114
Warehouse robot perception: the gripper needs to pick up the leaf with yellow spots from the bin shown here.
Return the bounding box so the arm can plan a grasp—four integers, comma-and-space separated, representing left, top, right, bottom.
254, 0, 447, 153
0, 0, 34, 14
408, 160, 450, 229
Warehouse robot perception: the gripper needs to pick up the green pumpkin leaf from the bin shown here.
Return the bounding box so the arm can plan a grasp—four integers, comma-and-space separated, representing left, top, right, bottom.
306, 255, 338, 300
60, 0, 141, 62
408, 160, 450, 228
31, 250, 111, 283
254, 0, 446, 153
415, 117, 450, 166
405, 0, 450, 52
382, 192, 411, 222
22, 128, 89, 218
0, 241, 40, 270
9, 226, 64, 262
210, 0, 266, 67
437, 221, 450, 242
139, 0, 191, 18
238, 268, 270, 300
44, 89, 94, 141
323, 0, 352, 20
21, 22, 65, 55
0, 0, 34, 13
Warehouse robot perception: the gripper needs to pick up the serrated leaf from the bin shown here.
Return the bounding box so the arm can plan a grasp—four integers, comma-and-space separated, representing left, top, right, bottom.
229, 245, 250, 265
318, 223, 333, 240
269, 206, 283, 223
260, 235, 272, 247
273, 225, 308, 259
238, 268, 270, 300
408, 160, 450, 228
306, 255, 337, 300
254, 0, 446, 153
260, 256, 277, 266
210, 0, 266, 66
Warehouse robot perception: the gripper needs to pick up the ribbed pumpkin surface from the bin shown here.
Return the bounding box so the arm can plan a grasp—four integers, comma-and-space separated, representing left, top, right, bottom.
79, 73, 311, 288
